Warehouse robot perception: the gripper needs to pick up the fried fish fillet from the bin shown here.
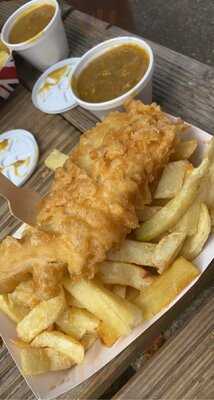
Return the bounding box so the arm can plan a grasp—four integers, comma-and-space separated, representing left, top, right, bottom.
0, 101, 186, 299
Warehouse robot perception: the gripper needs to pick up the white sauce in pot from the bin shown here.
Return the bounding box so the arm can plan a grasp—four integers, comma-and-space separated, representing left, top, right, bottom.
0, 129, 39, 186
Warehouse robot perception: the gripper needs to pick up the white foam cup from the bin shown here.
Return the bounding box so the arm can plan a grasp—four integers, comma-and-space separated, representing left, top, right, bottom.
70, 36, 154, 119
1, 0, 69, 71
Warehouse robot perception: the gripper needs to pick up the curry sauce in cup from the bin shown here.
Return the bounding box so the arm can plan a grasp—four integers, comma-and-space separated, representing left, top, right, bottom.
70, 36, 154, 119
1, 0, 69, 71
9, 3, 55, 45
73, 44, 149, 103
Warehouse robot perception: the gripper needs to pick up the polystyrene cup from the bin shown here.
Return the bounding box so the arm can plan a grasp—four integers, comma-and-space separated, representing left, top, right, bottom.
70, 36, 154, 119
1, 0, 69, 71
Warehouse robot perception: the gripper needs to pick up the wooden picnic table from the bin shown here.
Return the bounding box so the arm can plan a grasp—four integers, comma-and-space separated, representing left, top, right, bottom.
0, 2, 214, 399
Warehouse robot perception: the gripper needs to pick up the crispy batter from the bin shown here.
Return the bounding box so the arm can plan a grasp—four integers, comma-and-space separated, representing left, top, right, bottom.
0, 101, 186, 298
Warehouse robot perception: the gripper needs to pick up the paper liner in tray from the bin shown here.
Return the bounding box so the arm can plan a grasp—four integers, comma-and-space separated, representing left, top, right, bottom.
0, 122, 213, 400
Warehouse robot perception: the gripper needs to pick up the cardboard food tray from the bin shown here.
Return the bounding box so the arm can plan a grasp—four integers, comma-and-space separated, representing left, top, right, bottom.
0, 121, 213, 400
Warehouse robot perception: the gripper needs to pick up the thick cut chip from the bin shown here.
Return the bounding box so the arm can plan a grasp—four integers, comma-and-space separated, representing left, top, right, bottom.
98, 299, 142, 346
108, 240, 155, 267
98, 261, 154, 290
154, 161, 191, 199
0, 294, 29, 323
135, 257, 199, 320
181, 203, 211, 260
172, 139, 198, 161
20, 345, 73, 375
126, 301, 143, 326
64, 278, 142, 341
135, 158, 208, 241
172, 199, 201, 236
153, 232, 186, 273
136, 206, 161, 222
9, 280, 39, 309
17, 292, 65, 342
45, 149, 68, 171
126, 287, 140, 302
0, 41, 10, 70
199, 142, 214, 208
0, 50, 10, 70
97, 322, 119, 346
20, 346, 50, 376
205, 162, 214, 207
32, 331, 84, 364
112, 285, 126, 298
56, 307, 99, 340
45, 348, 74, 371
64, 291, 85, 309
81, 333, 97, 350
209, 207, 214, 230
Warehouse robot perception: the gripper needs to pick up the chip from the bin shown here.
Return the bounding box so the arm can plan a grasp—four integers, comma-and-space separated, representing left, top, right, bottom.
64, 278, 143, 343
17, 292, 65, 342
108, 239, 155, 267
153, 232, 186, 273
56, 307, 99, 340
154, 161, 191, 199
135, 257, 199, 320
0, 294, 29, 323
20, 346, 50, 376
45, 149, 68, 171
181, 203, 211, 260
32, 331, 84, 364
172, 139, 198, 161
135, 158, 208, 241
98, 261, 154, 290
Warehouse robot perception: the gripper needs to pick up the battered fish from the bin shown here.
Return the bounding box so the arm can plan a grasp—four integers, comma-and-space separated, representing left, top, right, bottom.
0, 101, 186, 299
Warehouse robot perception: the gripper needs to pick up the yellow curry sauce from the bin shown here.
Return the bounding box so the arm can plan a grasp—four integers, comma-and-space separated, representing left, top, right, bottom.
13, 158, 30, 177
73, 44, 149, 103
39, 65, 68, 93
9, 4, 55, 44
0, 139, 9, 151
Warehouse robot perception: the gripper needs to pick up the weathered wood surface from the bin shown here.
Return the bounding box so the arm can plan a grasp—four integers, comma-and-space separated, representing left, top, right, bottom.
114, 295, 214, 400
0, 4, 213, 400
0, 0, 28, 28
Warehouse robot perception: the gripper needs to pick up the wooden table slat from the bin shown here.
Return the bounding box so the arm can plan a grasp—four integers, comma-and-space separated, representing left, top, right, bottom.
64, 9, 109, 57
62, 106, 99, 132
0, 0, 28, 28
